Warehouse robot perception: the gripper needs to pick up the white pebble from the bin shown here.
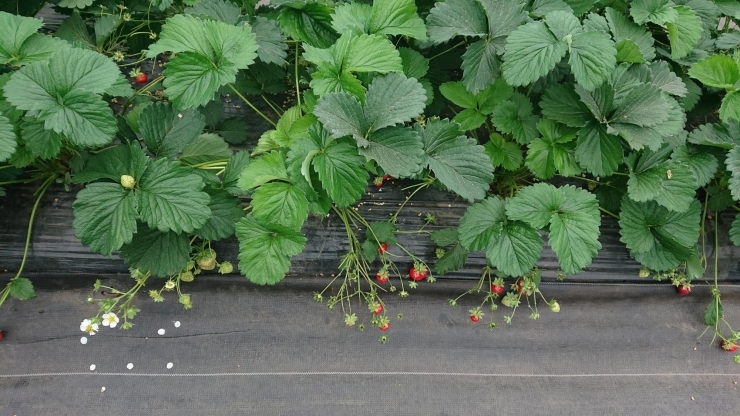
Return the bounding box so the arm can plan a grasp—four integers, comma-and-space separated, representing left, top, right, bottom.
166, 362, 173, 369
158, 328, 165, 335
80, 337, 88, 345
174, 321, 181, 328
126, 363, 134, 370
101, 387, 106, 392
89, 364, 96, 371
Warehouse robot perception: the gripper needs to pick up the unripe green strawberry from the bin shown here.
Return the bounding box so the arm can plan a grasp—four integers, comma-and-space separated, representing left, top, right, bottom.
218, 261, 233, 274
196, 249, 217, 270
638, 268, 650, 278
120, 174, 136, 189
549, 301, 561, 313
179, 270, 194, 282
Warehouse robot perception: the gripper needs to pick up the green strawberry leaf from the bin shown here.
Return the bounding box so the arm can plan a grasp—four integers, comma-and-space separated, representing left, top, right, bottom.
139, 102, 206, 158
608, 83, 671, 128
331, 2, 371, 35
235, 215, 307, 285
366, 221, 398, 245
615, 39, 645, 63
575, 122, 623, 177
439, 81, 477, 109
185, 0, 242, 25
237, 151, 289, 191
502, 21, 566, 87
630, 0, 678, 25
136, 158, 211, 233
0, 12, 63, 67
484, 133, 523, 170
418, 119, 494, 202
363, 73, 426, 136
539, 84, 594, 128
358, 126, 424, 178
725, 146, 740, 201
525, 118, 581, 180
366, 0, 427, 40
490, 93, 540, 144
625, 147, 698, 212
461, 39, 500, 94
704, 298, 722, 326
480, 0, 529, 47
619, 197, 701, 270
73, 182, 138, 256
425, 0, 487, 44
251, 16, 288, 66
119, 224, 190, 277
720, 91, 740, 123
605, 7, 655, 62
487, 220, 543, 277
21, 119, 61, 160
666, 6, 702, 60
313, 92, 366, 141
313, 142, 369, 208
431, 228, 459, 247
0, 114, 16, 162
278, 2, 337, 48
670, 145, 717, 188
458, 196, 507, 251
194, 188, 245, 241
251, 181, 308, 231
568, 30, 617, 91
506, 183, 601, 274
434, 242, 468, 275
730, 214, 740, 246
179, 133, 232, 166
223, 150, 250, 194
8, 277, 35, 300
72, 143, 149, 184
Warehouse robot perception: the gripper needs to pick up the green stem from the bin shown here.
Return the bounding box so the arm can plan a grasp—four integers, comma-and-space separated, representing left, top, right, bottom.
428, 41, 465, 61
598, 207, 620, 220
0, 179, 38, 186
295, 42, 302, 109
14, 176, 55, 281
227, 84, 277, 127
261, 94, 283, 117
389, 178, 434, 223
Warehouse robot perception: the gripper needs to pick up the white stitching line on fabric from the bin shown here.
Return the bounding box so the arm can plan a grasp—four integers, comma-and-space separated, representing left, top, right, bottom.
2, 372, 739, 378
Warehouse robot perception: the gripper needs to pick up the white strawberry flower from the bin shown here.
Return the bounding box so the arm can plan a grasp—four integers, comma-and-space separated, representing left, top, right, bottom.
102, 312, 120, 328
165, 280, 175, 290
80, 319, 99, 335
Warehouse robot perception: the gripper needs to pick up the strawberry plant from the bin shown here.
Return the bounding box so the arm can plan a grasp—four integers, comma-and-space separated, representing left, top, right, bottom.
0, 0, 738, 358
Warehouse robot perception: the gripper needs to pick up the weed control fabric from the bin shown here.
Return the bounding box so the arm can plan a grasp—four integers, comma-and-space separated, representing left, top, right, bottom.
1, 274, 739, 415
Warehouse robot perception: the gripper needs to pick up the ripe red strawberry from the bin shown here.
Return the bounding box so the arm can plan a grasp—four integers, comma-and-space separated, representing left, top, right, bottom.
0, 330, 4, 341
470, 314, 480, 322
382, 175, 394, 181
135, 73, 148, 83
491, 283, 505, 295
376, 270, 389, 284
720, 340, 738, 352
676, 285, 691, 296
378, 242, 388, 254
409, 263, 428, 281
515, 278, 525, 294
372, 303, 384, 315
374, 176, 384, 187
378, 322, 390, 331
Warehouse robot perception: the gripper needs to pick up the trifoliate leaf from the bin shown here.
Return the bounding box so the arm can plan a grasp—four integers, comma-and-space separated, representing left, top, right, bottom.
507, 183, 601, 274
439, 81, 477, 109
21, 119, 60, 160
251, 16, 288, 66
545, 10, 582, 40
490, 93, 540, 144
194, 188, 244, 241
146, 14, 213, 57
425, 0, 487, 44
689, 54, 740, 89
434, 242, 468, 275
119, 224, 190, 277
484, 133, 523, 170
185, 0, 242, 25
235, 215, 307, 285
619, 197, 700, 270
331, 2, 371, 34
610, 9, 656, 52
0, 114, 16, 162
359, 126, 424, 178
139, 102, 207, 157
461, 39, 500, 94
670, 145, 717, 187
630, 0, 678, 25
73, 182, 138, 256
488, 221, 543, 277
458, 196, 507, 251
730, 214, 740, 246
0, 12, 43, 65
278, 2, 337, 48
418, 119, 493, 202
479, 0, 528, 46
364, 73, 426, 135
161, 52, 237, 109
625, 147, 698, 212
366, 221, 398, 245
569, 30, 617, 91
45, 90, 117, 147
525, 119, 581, 179
366, 0, 427, 40
179, 133, 232, 165
540, 84, 594, 127
8, 278, 35, 300
251, 181, 308, 231
575, 122, 623, 177
502, 21, 567, 87
309, 64, 366, 99
666, 6, 702, 60
720, 91, 740, 123
313, 142, 368, 208
136, 158, 211, 233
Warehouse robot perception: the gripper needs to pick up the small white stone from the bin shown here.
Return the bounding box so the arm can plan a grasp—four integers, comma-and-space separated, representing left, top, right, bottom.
80, 337, 88, 345
126, 363, 134, 370
89, 364, 96, 371
101, 386, 106, 392
158, 328, 166, 336
166, 362, 173, 369
174, 321, 181, 328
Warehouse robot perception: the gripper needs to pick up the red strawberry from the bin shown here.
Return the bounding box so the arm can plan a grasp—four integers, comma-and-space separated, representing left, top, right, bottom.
135, 73, 148, 83
0, 330, 4, 341
720, 340, 738, 352
378, 243, 388, 254
372, 303, 384, 315
376, 270, 389, 284
491, 283, 505, 295
676, 285, 691, 296
378, 322, 390, 331
470, 314, 480, 322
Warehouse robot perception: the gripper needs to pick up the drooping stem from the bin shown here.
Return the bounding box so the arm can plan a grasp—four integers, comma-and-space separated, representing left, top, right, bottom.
14, 175, 55, 280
